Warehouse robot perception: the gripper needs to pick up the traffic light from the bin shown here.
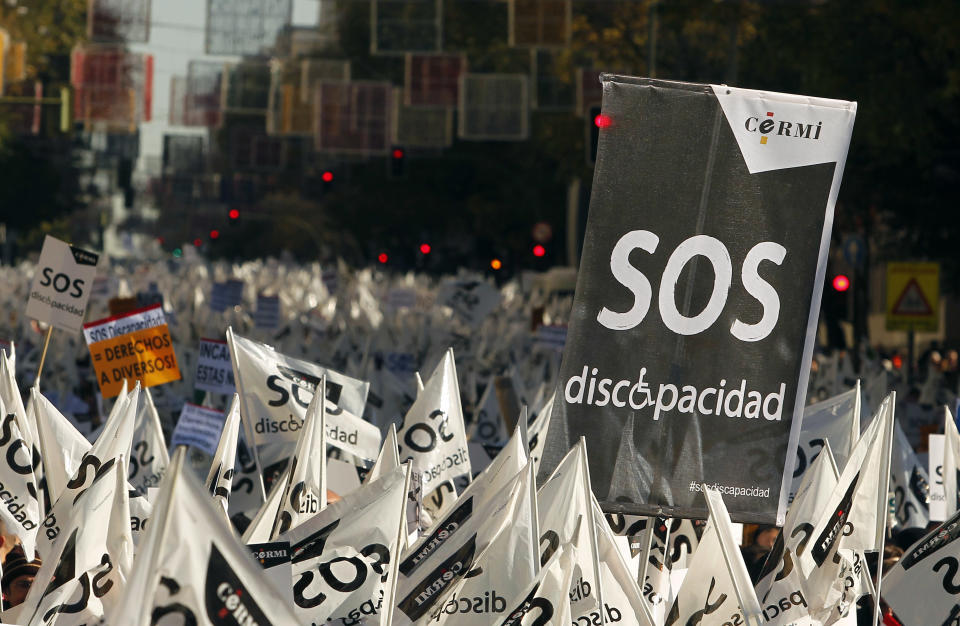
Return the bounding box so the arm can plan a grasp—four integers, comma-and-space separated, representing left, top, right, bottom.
228, 208, 240, 223
490, 258, 502, 271
533, 244, 546, 258
389, 146, 406, 179
419, 243, 431, 255
832, 274, 850, 292
378, 253, 389, 264
587, 106, 610, 165
210, 229, 220, 240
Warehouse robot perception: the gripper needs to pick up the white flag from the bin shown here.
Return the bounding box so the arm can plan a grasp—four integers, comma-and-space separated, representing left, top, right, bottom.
271, 379, 328, 538
496, 543, 576, 626
37, 383, 140, 558
0, 395, 41, 561
281, 464, 410, 626
397, 349, 471, 518
885, 509, 960, 625
128, 387, 169, 496
524, 391, 554, 476
791, 386, 860, 503
466, 381, 509, 446
395, 462, 535, 625
112, 447, 300, 625
799, 392, 895, 576
365, 423, 401, 486
204, 394, 242, 518
18, 454, 132, 625
889, 417, 930, 529
423, 465, 540, 625
241, 469, 289, 545
944, 408, 960, 518
537, 439, 602, 617
30, 386, 90, 507
226, 329, 373, 472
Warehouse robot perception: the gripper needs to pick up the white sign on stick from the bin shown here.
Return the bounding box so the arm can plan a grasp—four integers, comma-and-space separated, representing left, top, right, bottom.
195, 338, 236, 395
170, 403, 226, 456
26, 235, 99, 332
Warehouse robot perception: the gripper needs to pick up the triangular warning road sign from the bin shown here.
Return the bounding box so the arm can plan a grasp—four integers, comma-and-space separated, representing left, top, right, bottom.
892, 278, 933, 316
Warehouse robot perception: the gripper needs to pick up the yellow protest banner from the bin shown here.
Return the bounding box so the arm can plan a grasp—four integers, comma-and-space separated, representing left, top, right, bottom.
83, 304, 181, 398
886, 262, 940, 332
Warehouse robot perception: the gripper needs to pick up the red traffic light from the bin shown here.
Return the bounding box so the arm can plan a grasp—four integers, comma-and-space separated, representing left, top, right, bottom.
209, 230, 220, 240
378, 253, 388, 264
832, 274, 850, 292
419, 243, 431, 255
193, 238, 202, 247
594, 113, 612, 129
322, 171, 334, 183
892, 354, 903, 370
228, 209, 240, 220
392, 148, 405, 159
533, 244, 546, 258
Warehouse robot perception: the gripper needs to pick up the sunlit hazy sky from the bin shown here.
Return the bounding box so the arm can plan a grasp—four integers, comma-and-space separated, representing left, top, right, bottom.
131, 0, 319, 167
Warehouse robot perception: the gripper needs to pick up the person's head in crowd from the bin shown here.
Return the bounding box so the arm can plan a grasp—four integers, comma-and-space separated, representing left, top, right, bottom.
946, 350, 959, 371
883, 544, 904, 574
930, 351, 943, 369
751, 525, 780, 549
1, 547, 41, 608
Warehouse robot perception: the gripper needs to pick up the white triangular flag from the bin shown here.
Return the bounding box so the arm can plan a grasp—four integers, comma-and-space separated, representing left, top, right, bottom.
525, 391, 554, 476
799, 392, 895, 576
885, 508, 960, 625
31, 386, 90, 506
0, 395, 41, 560
496, 543, 577, 626
280, 464, 410, 625
397, 348, 471, 520
128, 387, 169, 496
365, 423, 400, 486
204, 394, 241, 518
537, 439, 603, 617
112, 447, 300, 625
889, 417, 930, 529
791, 385, 860, 503
18, 454, 132, 625
271, 378, 328, 538
466, 381, 509, 446
37, 383, 140, 557
241, 469, 289, 545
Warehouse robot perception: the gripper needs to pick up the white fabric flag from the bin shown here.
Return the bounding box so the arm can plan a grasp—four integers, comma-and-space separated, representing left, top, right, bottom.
280, 464, 410, 626
226, 329, 374, 474
885, 508, 960, 625
18, 455, 132, 625
422, 465, 539, 625
37, 383, 140, 558
524, 391, 554, 477
799, 392, 896, 576
128, 387, 169, 496
665, 488, 762, 626
466, 381, 509, 446
111, 448, 300, 625
30, 386, 90, 506
204, 394, 242, 518
403, 427, 527, 576
394, 463, 535, 625
227, 426, 266, 519
889, 417, 930, 529
537, 439, 602, 617
365, 424, 401, 485
583, 499, 658, 626
0, 351, 39, 471
397, 349, 471, 520
241, 468, 289, 545
271, 379, 328, 538
791, 386, 860, 503
944, 408, 960, 518
0, 395, 41, 560
636, 517, 675, 622
496, 543, 576, 626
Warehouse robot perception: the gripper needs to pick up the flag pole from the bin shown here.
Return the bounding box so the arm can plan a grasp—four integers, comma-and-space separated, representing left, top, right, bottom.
35, 325, 53, 386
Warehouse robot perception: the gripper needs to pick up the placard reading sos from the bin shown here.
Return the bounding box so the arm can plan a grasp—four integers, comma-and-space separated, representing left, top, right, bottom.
25, 235, 99, 333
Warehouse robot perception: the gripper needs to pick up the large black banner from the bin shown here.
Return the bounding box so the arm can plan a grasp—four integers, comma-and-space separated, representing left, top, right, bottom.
541, 77, 856, 524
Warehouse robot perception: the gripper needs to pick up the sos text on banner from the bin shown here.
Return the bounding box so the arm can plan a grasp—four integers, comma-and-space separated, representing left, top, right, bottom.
25, 234, 99, 333
541, 76, 857, 524
83, 303, 182, 398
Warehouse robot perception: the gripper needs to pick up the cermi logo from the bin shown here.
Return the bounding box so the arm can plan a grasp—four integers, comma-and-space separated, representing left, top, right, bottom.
745, 111, 822, 144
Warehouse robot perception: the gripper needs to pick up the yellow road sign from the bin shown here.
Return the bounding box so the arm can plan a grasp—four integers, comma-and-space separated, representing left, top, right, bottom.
886, 262, 939, 332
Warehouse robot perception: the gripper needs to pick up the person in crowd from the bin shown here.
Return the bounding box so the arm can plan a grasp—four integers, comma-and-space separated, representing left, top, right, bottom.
857, 545, 905, 625
1, 548, 42, 608
741, 524, 779, 582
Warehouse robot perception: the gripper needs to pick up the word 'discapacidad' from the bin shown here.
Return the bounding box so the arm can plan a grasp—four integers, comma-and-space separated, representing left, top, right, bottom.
83, 304, 181, 398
